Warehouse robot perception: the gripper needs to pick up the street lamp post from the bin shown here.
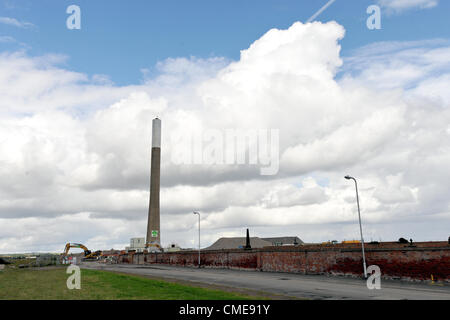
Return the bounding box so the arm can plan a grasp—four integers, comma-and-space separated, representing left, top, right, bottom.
345, 175, 367, 278
193, 211, 200, 268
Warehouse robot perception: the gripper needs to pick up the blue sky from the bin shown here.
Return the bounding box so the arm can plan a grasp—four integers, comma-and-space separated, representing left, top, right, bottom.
2, 0, 450, 85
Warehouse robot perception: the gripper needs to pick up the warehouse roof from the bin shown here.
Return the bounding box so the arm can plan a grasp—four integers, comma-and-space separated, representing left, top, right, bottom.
204, 237, 272, 250
262, 236, 304, 246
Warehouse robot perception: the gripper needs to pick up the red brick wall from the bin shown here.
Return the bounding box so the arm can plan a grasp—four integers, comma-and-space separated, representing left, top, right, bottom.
327, 248, 450, 281
118, 242, 450, 282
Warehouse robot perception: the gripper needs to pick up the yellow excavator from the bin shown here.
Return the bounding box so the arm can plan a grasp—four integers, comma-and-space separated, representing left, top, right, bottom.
61, 243, 102, 262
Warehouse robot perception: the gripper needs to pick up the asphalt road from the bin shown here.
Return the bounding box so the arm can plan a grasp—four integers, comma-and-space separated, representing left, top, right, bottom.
81, 263, 450, 300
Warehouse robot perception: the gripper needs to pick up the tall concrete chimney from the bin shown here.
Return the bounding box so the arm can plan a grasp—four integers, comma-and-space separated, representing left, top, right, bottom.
146, 117, 161, 249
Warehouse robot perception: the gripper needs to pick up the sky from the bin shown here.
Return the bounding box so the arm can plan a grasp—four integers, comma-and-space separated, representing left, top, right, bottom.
0, 0, 449, 253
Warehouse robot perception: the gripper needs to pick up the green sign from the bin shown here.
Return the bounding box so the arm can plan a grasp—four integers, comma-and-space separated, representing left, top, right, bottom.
151, 230, 158, 237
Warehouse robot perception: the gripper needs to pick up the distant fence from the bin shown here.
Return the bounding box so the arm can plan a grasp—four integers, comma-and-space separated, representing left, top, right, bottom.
35, 255, 61, 267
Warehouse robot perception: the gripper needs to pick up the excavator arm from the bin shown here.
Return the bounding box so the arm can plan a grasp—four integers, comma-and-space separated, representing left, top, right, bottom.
61, 243, 97, 261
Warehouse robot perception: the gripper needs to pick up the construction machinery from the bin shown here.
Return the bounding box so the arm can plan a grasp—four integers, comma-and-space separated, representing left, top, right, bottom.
341, 240, 361, 244
61, 243, 102, 262
321, 240, 338, 245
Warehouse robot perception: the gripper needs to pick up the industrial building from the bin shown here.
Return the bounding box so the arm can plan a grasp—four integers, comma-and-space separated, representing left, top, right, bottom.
125, 237, 146, 252
204, 236, 304, 250
205, 237, 272, 250
262, 236, 304, 246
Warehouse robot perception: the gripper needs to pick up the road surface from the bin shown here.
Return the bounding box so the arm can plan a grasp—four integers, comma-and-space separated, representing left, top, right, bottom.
81, 263, 450, 300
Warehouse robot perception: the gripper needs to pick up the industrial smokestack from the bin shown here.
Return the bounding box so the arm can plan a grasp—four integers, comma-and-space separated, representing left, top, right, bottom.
146, 118, 161, 250
245, 228, 251, 250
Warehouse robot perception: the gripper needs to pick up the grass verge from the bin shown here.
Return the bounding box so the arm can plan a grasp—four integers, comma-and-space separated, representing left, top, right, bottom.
0, 266, 265, 300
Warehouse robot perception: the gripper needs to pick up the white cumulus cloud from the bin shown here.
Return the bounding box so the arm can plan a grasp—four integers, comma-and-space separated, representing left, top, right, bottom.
0, 21, 449, 253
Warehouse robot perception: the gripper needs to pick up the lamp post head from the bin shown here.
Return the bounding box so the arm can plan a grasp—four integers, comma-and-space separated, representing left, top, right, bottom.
345, 175, 353, 180
193, 211, 199, 215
